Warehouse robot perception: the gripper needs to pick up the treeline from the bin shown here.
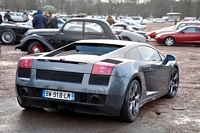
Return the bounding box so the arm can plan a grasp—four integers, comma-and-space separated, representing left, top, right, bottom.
0, 0, 200, 18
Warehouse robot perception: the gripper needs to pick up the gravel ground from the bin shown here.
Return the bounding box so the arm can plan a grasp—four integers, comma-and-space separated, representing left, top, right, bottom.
0, 22, 200, 133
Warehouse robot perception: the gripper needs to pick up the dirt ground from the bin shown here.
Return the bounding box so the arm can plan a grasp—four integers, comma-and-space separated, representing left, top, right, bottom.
0, 22, 200, 133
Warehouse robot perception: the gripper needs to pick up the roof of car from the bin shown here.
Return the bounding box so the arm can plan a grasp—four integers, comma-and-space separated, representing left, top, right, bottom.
178, 21, 200, 24
69, 18, 106, 22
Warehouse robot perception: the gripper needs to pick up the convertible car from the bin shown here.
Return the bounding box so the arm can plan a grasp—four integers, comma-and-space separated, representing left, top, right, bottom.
15, 39, 179, 122
0, 21, 32, 44
155, 25, 200, 46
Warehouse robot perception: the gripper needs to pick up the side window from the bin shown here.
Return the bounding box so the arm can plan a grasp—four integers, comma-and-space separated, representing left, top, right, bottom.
183, 27, 197, 33
85, 22, 104, 33
63, 21, 83, 32
124, 48, 142, 60
137, 46, 162, 62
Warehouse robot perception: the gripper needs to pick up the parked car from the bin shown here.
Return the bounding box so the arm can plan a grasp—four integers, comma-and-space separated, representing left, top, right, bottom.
119, 19, 147, 31
153, 18, 165, 23
161, 16, 169, 22
155, 26, 200, 46
111, 22, 149, 42
15, 18, 119, 54
131, 16, 144, 25
0, 21, 32, 44
60, 14, 76, 21
15, 39, 179, 122
9, 12, 32, 22
148, 21, 200, 38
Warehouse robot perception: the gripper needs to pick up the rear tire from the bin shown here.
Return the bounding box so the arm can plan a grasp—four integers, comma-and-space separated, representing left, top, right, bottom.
1, 29, 16, 44
27, 41, 44, 54
120, 80, 141, 122
164, 37, 175, 46
166, 67, 179, 98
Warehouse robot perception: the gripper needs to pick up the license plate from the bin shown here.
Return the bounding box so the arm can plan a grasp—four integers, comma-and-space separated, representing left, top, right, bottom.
42, 90, 75, 101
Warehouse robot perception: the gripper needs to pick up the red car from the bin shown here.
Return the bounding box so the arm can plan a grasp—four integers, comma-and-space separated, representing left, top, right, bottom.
148, 31, 156, 38
155, 26, 200, 46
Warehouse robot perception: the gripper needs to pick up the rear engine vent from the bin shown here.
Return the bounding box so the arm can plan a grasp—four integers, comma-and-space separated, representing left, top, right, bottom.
38, 59, 86, 65
89, 74, 110, 86
101, 59, 122, 65
36, 69, 83, 83
18, 68, 31, 78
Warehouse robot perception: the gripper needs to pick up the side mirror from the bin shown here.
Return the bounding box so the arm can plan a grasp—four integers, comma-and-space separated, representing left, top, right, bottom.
162, 55, 175, 65
181, 31, 185, 34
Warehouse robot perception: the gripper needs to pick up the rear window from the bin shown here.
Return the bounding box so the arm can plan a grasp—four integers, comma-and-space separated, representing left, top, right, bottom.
76, 44, 121, 55
46, 43, 123, 57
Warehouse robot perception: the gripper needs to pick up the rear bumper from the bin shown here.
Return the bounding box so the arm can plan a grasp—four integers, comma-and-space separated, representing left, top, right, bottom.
17, 95, 121, 116
16, 85, 122, 116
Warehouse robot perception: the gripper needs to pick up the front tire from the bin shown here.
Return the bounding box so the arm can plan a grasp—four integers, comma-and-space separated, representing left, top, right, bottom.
164, 37, 175, 46
166, 67, 179, 98
27, 41, 44, 54
120, 80, 141, 122
1, 29, 16, 44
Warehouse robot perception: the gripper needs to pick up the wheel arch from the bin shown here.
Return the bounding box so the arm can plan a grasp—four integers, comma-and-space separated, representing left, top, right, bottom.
164, 36, 176, 44
21, 38, 55, 52
123, 74, 142, 102
122, 36, 131, 41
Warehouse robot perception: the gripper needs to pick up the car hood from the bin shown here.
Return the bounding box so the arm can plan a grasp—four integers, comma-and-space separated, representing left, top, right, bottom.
158, 31, 177, 36
156, 29, 175, 34
1, 22, 32, 28
26, 29, 60, 35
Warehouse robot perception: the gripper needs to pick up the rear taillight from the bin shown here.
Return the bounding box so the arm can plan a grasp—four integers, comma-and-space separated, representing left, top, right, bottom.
92, 62, 115, 75
19, 59, 33, 68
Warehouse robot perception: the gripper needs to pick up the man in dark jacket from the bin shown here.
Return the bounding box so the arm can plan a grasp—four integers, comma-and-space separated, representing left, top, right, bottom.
49, 13, 59, 28
4, 10, 13, 22
0, 14, 3, 24
32, 9, 46, 29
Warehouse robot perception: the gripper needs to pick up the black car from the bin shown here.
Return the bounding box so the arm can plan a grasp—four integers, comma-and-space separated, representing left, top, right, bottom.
0, 22, 32, 44
15, 18, 118, 54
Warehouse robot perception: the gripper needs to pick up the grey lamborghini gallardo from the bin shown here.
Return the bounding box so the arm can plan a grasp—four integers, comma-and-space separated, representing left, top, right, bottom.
15, 39, 179, 122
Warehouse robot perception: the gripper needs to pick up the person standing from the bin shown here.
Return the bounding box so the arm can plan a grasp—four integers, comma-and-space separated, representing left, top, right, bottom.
0, 13, 3, 24
46, 12, 53, 28
49, 13, 59, 28
22, 12, 28, 22
4, 10, 13, 22
106, 16, 115, 26
32, 9, 46, 29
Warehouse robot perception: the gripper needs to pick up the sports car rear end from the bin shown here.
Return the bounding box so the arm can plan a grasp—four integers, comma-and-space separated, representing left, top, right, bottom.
15, 41, 129, 116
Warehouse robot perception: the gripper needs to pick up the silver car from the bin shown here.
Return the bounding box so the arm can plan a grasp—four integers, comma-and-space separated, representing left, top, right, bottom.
15, 39, 179, 122
119, 19, 147, 31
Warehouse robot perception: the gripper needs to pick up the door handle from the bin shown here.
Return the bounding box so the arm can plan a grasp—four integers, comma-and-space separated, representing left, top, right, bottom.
101, 36, 106, 38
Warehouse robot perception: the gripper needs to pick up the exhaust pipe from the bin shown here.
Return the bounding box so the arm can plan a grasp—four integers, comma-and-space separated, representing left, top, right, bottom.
91, 95, 100, 104
22, 87, 28, 95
